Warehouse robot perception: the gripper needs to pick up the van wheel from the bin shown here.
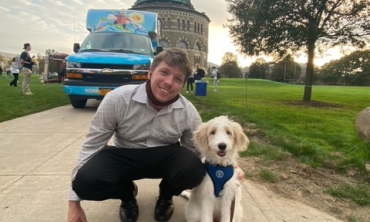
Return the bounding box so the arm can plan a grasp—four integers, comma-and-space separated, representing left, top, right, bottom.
70, 98, 87, 108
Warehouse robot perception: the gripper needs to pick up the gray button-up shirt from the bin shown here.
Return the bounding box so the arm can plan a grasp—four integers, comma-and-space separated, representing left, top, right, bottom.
69, 83, 202, 201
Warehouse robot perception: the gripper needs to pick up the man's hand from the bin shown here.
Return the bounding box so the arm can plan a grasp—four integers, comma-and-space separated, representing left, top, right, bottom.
67, 201, 87, 222
233, 165, 245, 184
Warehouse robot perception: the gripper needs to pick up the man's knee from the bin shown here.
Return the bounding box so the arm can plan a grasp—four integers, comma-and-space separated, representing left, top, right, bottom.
72, 168, 97, 200
174, 153, 205, 188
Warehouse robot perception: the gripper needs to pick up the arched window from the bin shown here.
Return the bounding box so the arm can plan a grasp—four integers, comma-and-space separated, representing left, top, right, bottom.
163, 18, 166, 29
193, 55, 200, 64
201, 24, 203, 34
167, 18, 171, 29
193, 42, 200, 51
194, 22, 197, 32
197, 23, 200, 33
177, 41, 187, 49
177, 19, 180, 30
182, 20, 185, 30
187, 21, 190, 31
159, 40, 170, 48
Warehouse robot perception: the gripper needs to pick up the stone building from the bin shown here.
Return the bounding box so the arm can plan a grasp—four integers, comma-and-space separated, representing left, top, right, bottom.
130, 0, 210, 68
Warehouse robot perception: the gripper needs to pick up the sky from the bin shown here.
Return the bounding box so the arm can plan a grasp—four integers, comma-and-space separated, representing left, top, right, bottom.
0, 0, 344, 67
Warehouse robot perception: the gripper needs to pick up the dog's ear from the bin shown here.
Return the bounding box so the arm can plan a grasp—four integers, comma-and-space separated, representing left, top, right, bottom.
193, 122, 209, 154
231, 122, 249, 152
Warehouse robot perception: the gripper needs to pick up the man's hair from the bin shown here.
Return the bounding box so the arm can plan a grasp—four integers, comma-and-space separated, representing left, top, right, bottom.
212, 66, 216, 69
151, 47, 192, 80
23, 43, 30, 49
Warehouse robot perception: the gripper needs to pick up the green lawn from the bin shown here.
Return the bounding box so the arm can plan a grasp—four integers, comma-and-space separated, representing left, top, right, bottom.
0, 75, 69, 122
184, 78, 370, 176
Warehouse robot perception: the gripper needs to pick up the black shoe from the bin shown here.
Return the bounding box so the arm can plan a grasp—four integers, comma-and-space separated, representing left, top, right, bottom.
119, 199, 139, 222
154, 197, 174, 222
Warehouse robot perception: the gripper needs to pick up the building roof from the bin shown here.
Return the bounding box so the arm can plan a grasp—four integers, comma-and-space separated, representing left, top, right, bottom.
132, 0, 194, 10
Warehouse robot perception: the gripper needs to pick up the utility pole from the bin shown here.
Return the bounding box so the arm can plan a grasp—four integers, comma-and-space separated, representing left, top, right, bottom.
283, 62, 286, 83
294, 64, 297, 84
74, 18, 76, 43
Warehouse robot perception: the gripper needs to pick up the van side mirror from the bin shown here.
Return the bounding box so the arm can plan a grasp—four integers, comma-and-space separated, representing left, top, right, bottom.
155, 46, 163, 55
73, 43, 80, 53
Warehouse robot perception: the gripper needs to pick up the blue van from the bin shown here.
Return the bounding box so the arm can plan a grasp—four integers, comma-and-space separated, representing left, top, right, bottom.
64, 9, 163, 108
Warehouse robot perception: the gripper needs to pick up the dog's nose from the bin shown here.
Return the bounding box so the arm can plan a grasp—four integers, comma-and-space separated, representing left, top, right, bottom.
218, 143, 227, 150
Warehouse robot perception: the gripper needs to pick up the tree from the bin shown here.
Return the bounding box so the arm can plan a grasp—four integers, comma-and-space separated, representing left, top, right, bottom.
271, 55, 301, 83
249, 58, 269, 79
318, 50, 370, 85
226, 0, 370, 101
45, 49, 56, 56
219, 52, 242, 78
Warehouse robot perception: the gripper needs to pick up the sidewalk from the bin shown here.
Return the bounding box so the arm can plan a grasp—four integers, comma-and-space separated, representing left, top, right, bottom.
0, 102, 343, 222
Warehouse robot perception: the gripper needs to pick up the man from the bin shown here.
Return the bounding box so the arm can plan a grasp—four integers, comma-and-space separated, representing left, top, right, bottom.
20, 43, 34, 95
212, 66, 219, 92
67, 48, 244, 222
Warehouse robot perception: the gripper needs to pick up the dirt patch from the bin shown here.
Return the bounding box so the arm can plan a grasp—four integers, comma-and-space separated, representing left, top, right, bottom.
286, 100, 344, 108
239, 134, 370, 222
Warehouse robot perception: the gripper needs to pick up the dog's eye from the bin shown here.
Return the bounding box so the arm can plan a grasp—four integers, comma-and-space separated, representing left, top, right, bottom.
226, 131, 231, 135
210, 130, 216, 135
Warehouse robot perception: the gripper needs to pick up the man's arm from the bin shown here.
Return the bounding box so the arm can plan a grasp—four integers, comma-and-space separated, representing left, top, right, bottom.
69, 91, 119, 201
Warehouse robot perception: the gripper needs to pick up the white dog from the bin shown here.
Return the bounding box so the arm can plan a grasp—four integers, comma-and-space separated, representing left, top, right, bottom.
182, 116, 249, 222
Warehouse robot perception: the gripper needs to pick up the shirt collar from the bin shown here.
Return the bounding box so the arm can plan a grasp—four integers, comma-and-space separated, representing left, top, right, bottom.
132, 82, 184, 110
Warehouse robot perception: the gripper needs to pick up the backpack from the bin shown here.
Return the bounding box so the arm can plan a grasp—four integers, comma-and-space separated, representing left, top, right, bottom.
15, 54, 23, 69
216, 70, 221, 80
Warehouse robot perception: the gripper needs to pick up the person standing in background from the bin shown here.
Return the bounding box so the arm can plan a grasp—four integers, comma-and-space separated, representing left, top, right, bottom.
212, 66, 219, 92
9, 57, 19, 87
59, 60, 66, 83
185, 66, 194, 93
194, 63, 205, 82
20, 43, 34, 95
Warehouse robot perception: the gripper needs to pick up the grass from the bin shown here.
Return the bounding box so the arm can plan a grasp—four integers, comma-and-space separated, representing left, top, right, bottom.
184, 78, 370, 174
0, 75, 69, 122
326, 185, 370, 206
259, 169, 278, 183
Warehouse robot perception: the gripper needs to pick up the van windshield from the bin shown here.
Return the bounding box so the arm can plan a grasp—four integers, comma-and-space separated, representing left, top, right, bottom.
80, 32, 152, 55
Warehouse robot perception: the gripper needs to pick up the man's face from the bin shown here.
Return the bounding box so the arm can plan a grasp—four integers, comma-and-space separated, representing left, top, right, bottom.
148, 61, 185, 103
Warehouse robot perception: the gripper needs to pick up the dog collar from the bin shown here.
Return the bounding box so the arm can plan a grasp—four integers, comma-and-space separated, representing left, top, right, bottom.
204, 162, 234, 197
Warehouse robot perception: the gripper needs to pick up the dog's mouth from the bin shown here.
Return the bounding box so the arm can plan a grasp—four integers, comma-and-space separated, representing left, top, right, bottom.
217, 151, 226, 157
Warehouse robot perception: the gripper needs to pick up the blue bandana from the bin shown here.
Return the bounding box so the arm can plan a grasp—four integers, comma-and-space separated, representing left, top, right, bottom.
204, 162, 234, 197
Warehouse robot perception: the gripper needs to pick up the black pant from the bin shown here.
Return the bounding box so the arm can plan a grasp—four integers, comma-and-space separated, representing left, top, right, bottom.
187, 77, 194, 91
10, 73, 19, 86
72, 144, 205, 202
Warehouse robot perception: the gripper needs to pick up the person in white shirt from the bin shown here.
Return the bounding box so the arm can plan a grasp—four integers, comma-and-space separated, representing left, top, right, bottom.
9, 57, 19, 87
212, 66, 219, 92
67, 48, 245, 222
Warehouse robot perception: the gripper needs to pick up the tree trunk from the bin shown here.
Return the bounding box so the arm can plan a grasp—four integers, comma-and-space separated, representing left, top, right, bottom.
303, 41, 316, 102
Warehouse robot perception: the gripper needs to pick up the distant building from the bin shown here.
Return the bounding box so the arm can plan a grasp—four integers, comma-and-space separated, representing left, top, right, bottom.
131, 0, 210, 68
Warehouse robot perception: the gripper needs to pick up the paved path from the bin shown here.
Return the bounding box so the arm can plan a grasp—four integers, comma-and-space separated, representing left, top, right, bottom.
0, 101, 343, 222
